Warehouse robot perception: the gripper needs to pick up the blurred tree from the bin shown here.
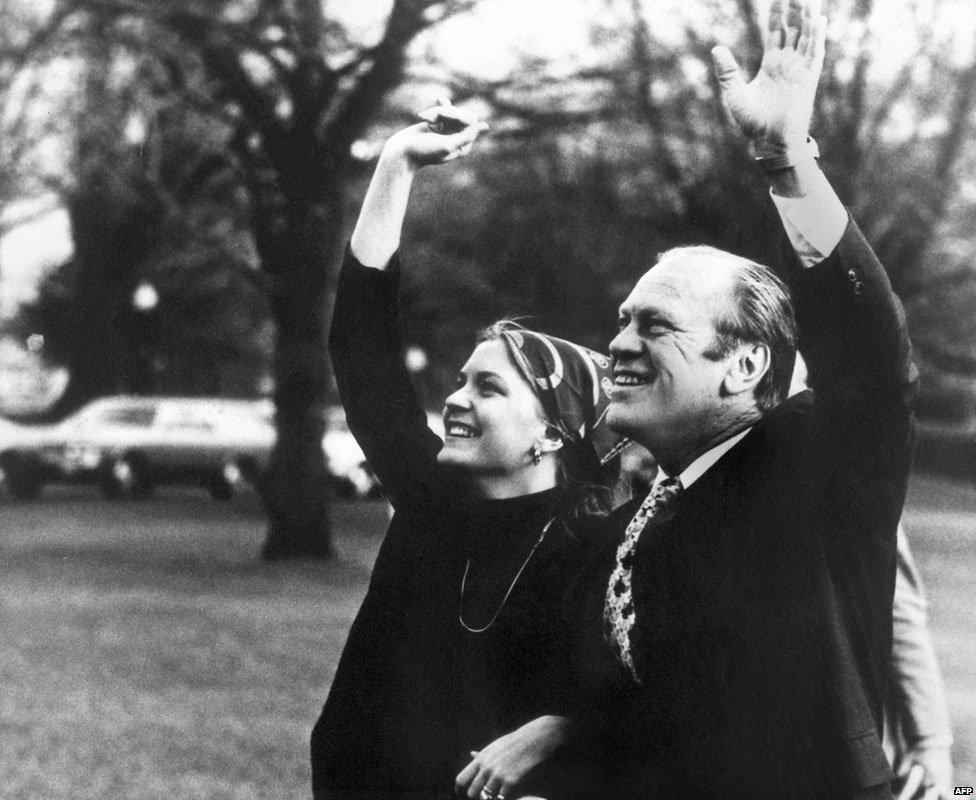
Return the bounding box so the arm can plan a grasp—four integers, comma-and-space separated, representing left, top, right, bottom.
397, 137, 652, 377
47, 0, 475, 559
0, 1, 82, 225
14, 9, 267, 420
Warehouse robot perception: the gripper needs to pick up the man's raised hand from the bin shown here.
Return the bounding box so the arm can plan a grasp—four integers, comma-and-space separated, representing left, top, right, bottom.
711, 0, 827, 152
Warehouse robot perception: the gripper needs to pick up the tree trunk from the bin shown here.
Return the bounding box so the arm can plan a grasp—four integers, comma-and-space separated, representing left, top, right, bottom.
38, 172, 164, 420
41, 300, 124, 420
260, 185, 344, 561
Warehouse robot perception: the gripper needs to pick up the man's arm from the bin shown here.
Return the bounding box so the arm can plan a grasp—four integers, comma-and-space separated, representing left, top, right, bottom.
712, 0, 917, 436
888, 525, 954, 798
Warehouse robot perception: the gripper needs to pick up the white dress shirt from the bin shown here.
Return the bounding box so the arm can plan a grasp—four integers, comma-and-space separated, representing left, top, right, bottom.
650, 427, 752, 492
770, 165, 849, 268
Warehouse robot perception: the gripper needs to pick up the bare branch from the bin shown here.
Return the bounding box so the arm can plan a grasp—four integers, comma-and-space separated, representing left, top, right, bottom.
156, 14, 290, 165
325, 0, 476, 156
932, 50, 976, 190
628, 0, 684, 184
910, 332, 976, 373
0, 0, 85, 92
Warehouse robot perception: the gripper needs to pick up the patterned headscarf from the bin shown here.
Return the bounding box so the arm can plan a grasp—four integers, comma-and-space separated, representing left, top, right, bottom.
492, 325, 618, 462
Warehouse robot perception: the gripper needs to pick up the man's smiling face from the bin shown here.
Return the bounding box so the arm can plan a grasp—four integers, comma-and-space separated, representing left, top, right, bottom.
607, 257, 736, 465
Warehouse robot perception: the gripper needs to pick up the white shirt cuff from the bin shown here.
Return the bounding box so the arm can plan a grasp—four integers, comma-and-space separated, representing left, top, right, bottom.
770, 165, 849, 268
905, 734, 955, 750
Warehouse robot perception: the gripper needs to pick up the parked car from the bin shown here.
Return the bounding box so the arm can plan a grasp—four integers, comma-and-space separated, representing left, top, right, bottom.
30, 396, 276, 499
0, 416, 56, 499
251, 402, 376, 499
322, 405, 376, 498
2, 396, 446, 502
328, 406, 447, 499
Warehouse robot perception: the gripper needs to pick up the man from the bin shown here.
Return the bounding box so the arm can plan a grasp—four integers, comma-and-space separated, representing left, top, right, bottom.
791, 358, 954, 799
887, 524, 954, 800
587, 0, 919, 797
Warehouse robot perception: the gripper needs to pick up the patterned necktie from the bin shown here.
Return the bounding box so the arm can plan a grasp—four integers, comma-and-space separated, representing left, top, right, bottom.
603, 476, 682, 682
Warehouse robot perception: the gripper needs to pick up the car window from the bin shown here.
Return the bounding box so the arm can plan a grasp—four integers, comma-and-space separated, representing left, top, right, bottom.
166, 418, 215, 433
162, 408, 217, 432
98, 407, 156, 427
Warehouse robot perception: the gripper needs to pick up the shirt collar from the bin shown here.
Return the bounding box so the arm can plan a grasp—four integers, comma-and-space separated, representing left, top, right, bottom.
652, 427, 753, 491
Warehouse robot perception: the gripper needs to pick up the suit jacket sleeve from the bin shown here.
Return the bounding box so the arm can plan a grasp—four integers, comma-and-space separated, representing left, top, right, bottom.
782, 215, 919, 786
785, 216, 918, 503
328, 246, 444, 511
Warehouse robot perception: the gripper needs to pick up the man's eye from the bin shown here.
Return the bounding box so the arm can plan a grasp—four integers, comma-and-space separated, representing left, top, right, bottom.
640, 320, 671, 336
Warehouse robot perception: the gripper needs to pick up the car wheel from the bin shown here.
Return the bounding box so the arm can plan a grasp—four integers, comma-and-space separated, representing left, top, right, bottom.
0, 453, 43, 500
207, 461, 242, 501
98, 454, 152, 499
236, 457, 260, 483
0, 453, 42, 501
207, 476, 234, 501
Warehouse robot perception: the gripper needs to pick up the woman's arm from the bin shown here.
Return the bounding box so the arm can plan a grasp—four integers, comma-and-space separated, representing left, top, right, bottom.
351, 105, 488, 269
329, 106, 488, 509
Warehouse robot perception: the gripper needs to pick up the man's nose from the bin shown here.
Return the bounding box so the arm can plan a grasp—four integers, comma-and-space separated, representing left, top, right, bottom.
610, 324, 640, 358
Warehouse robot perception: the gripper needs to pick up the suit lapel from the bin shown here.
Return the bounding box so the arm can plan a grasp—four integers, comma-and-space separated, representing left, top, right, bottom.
628, 444, 743, 686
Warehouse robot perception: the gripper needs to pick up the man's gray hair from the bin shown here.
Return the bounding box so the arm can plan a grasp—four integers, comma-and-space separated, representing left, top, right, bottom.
657, 245, 798, 411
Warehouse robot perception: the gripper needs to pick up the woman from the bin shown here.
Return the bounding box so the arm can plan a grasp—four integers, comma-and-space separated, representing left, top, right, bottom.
310, 106, 618, 800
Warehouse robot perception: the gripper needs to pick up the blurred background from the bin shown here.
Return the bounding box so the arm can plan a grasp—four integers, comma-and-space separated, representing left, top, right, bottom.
0, 0, 973, 797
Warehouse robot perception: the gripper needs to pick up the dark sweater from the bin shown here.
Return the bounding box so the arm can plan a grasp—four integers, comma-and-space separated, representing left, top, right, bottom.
311, 249, 583, 800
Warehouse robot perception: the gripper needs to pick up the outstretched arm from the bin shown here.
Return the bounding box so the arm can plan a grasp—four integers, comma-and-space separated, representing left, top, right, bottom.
713, 0, 846, 260
329, 106, 488, 508
351, 104, 488, 268
711, 0, 916, 421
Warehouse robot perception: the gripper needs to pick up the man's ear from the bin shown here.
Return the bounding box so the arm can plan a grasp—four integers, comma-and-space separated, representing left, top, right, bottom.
723, 343, 771, 397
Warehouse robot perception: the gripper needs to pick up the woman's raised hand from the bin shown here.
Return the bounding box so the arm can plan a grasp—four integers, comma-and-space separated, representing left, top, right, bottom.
351, 102, 487, 268
384, 101, 489, 169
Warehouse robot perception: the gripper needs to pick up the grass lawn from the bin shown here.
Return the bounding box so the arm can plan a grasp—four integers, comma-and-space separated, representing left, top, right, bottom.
0, 489, 390, 800
0, 473, 973, 799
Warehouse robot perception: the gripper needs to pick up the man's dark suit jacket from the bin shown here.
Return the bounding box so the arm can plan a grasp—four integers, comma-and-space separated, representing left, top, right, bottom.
572, 219, 918, 800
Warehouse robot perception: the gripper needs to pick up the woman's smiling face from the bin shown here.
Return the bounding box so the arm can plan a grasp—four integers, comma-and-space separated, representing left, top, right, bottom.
438, 339, 551, 477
